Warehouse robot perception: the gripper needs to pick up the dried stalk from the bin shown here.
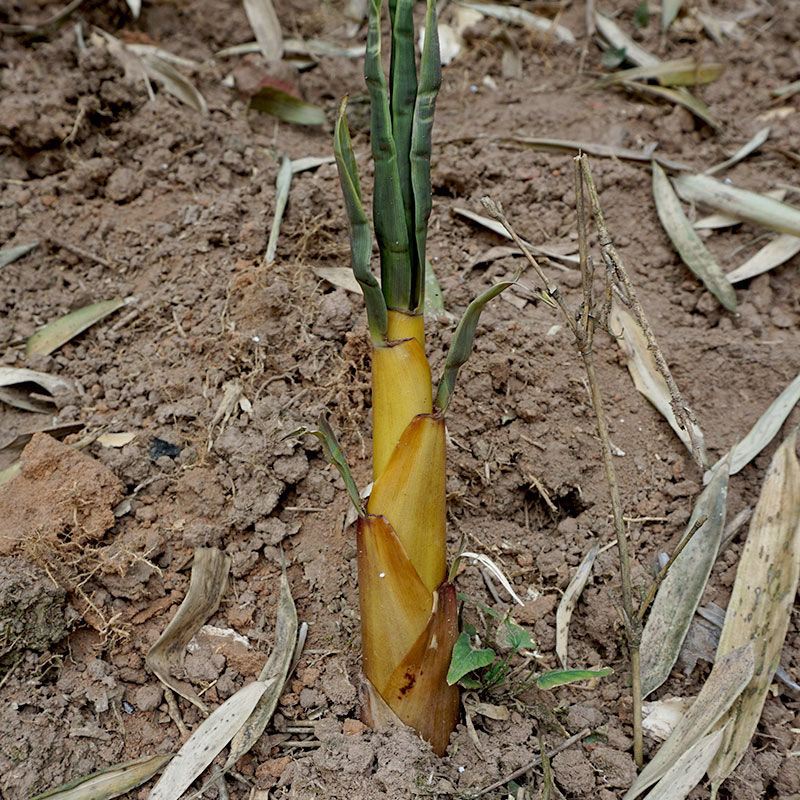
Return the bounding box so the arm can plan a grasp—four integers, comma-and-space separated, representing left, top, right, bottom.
483, 153, 657, 767
580, 159, 705, 470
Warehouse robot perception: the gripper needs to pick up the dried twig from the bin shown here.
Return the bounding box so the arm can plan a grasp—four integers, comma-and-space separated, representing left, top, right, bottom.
637, 514, 708, 623
580, 159, 705, 470
469, 728, 591, 798
483, 154, 659, 768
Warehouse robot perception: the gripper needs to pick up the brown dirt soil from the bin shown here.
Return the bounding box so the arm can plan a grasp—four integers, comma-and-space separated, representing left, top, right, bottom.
1, 1, 799, 798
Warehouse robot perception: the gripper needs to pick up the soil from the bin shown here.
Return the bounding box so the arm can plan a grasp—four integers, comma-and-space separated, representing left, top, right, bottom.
1, 1, 799, 799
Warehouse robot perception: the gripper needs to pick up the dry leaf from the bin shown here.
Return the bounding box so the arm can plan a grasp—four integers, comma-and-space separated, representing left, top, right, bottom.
652, 162, 736, 311
452, 207, 578, 264
26, 298, 127, 357
673, 174, 800, 237
139, 53, 208, 114
0, 367, 77, 413
556, 541, 599, 669
146, 547, 231, 713
0, 240, 38, 269
595, 13, 659, 67
455, 1, 575, 44
597, 58, 724, 88
147, 680, 272, 800
694, 188, 786, 229
662, 0, 683, 31
312, 266, 361, 294
611, 301, 708, 463
640, 457, 729, 698
507, 136, 690, 172
704, 127, 770, 176
726, 234, 800, 284
0, 422, 83, 452
31, 754, 171, 800
708, 431, 800, 793
208, 380, 244, 450
96, 432, 137, 448
642, 727, 727, 800
291, 155, 335, 173
243, 0, 283, 62
624, 643, 754, 800
265, 155, 292, 264
624, 82, 722, 130
642, 696, 694, 741
224, 564, 297, 769
704, 371, 800, 483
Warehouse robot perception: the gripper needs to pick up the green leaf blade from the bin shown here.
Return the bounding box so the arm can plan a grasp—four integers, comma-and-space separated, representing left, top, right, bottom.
366, 0, 412, 310
536, 667, 612, 690
435, 275, 518, 412
333, 100, 388, 344
446, 632, 495, 685
389, 0, 417, 286
409, 0, 442, 311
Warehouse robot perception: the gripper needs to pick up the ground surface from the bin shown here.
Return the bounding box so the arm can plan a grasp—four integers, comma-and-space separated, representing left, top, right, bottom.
1, 0, 799, 798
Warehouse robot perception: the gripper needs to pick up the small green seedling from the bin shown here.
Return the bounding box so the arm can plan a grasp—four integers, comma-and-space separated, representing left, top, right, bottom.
448, 595, 612, 695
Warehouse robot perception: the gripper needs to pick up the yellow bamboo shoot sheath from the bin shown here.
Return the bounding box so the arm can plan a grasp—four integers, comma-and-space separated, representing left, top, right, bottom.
387, 309, 425, 349
381, 583, 460, 757
357, 514, 433, 696
372, 338, 433, 479
367, 414, 446, 593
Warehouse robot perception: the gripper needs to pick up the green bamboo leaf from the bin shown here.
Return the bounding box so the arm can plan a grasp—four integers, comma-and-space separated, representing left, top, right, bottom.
366, 0, 412, 310
285, 418, 363, 514
640, 456, 729, 698
409, 0, 441, 311
26, 298, 126, 358
446, 632, 496, 685
389, 0, 417, 283
423, 258, 446, 315
30, 754, 172, 800
633, 1, 649, 28
333, 100, 388, 345
249, 87, 325, 125
652, 162, 736, 312
673, 173, 800, 237
435, 274, 519, 413
536, 667, 612, 690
